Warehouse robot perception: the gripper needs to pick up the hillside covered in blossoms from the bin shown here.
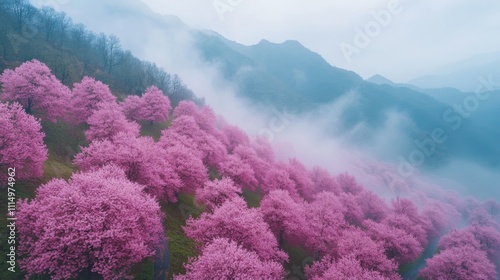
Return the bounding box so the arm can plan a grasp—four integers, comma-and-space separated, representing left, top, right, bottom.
1, 59, 499, 280
1, 1, 500, 279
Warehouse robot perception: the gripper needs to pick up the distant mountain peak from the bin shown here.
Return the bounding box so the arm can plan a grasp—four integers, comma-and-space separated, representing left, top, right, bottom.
256, 39, 271, 45
407, 51, 500, 92
367, 74, 396, 86
254, 39, 304, 48
281, 39, 303, 46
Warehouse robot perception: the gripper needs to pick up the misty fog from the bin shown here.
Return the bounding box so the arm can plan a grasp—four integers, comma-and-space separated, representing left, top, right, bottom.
28, 0, 500, 203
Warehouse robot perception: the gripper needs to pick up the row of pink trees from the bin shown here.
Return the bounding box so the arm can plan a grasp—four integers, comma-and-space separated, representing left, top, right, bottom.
4, 61, 499, 279
0, 61, 185, 279
0, 60, 172, 127
420, 203, 500, 280
0, 59, 174, 182
122, 85, 171, 124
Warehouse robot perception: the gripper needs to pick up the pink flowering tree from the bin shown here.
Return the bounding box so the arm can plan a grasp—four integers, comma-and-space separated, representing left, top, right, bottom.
306, 227, 403, 279
121, 95, 142, 121
173, 100, 199, 119
74, 133, 182, 202
260, 189, 308, 244
391, 197, 421, 219
309, 166, 340, 194
421, 200, 461, 238
139, 86, 171, 124
287, 158, 315, 201
365, 220, 423, 264
304, 192, 347, 258
174, 238, 284, 280
336, 229, 400, 279
198, 106, 222, 137
168, 115, 227, 169
306, 255, 394, 280
85, 104, 140, 142
173, 102, 208, 130
262, 162, 301, 200
252, 135, 276, 163
195, 177, 242, 211
159, 129, 200, 153
183, 197, 288, 263
339, 193, 365, 226
383, 214, 428, 248
193, 130, 228, 170
232, 144, 270, 188
0, 102, 47, 183
167, 115, 204, 144
468, 224, 500, 262
438, 228, 482, 251
356, 190, 389, 222
219, 153, 259, 189
222, 124, 249, 153
385, 198, 430, 247
438, 224, 500, 262
158, 128, 208, 193
17, 165, 165, 280
468, 206, 497, 227
336, 172, 363, 195
420, 245, 497, 280
173, 101, 223, 139
0, 59, 70, 122
69, 76, 116, 124
163, 143, 208, 194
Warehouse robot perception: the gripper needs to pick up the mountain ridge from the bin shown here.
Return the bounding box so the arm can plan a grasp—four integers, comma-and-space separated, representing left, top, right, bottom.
27, 0, 500, 168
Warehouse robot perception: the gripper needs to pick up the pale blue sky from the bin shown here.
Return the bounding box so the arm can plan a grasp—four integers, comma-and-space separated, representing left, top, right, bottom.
139, 0, 500, 82
32, 0, 500, 82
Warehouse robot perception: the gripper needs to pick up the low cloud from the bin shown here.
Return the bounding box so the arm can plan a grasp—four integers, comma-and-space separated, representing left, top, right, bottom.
31, 0, 500, 202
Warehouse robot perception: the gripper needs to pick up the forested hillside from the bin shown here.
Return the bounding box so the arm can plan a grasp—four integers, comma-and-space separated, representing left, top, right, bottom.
0, 0, 198, 105
1, 1, 500, 280
2, 58, 499, 280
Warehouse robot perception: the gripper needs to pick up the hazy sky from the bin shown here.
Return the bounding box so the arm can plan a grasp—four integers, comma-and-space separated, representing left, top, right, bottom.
27, 0, 500, 200
31, 0, 500, 81
138, 0, 500, 82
